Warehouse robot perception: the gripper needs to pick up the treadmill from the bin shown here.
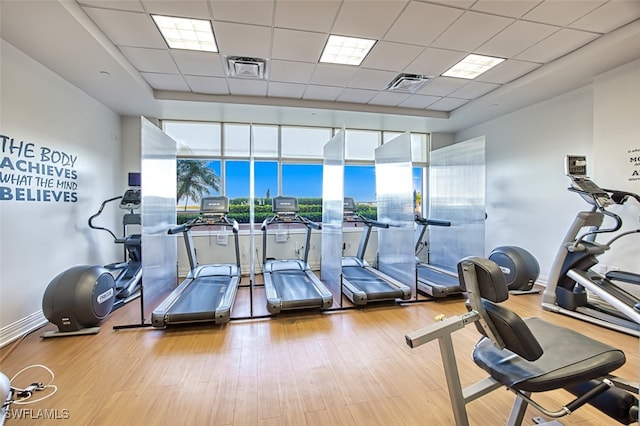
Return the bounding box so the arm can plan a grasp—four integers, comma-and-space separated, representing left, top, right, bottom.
414, 215, 463, 298
341, 197, 411, 305
262, 196, 333, 314
152, 196, 240, 327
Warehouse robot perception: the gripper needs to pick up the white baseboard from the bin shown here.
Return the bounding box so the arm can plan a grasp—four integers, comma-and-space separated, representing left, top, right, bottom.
0, 311, 48, 348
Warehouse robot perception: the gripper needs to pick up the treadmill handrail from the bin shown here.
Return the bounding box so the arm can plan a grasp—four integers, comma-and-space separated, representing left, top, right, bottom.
415, 216, 451, 227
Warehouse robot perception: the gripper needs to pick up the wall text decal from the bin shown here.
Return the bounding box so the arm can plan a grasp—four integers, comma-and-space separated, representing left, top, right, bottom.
0, 134, 78, 202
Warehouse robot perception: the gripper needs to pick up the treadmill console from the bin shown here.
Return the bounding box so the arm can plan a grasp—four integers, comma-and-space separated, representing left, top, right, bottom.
343, 197, 356, 213
564, 155, 613, 208
201, 196, 229, 214
273, 196, 298, 215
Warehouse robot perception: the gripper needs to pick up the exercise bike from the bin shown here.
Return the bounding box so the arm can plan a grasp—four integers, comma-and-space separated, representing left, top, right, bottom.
41, 174, 142, 337
542, 155, 640, 336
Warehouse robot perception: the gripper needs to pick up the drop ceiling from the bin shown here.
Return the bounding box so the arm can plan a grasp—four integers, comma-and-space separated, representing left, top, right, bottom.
1, 0, 639, 132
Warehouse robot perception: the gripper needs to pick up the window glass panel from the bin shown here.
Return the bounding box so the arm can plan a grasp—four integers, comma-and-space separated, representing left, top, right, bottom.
224, 123, 250, 156
282, 164, 323, 197
345, 129, 380, 161
281, 127, 331, 158
344, 165, 376, 204
165, 121, 221, 156
254, 161, 278, 200
412, 133, 428, 163
253, 125, 279, 158
282, 164, 323, 221
413, 166, 424, 215
383, 131, 402, 143
226, 160, 277, 225
176, 159, 221, 221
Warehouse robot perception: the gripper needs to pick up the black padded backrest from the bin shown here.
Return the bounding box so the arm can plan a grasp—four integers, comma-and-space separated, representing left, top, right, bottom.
481, 299, 543, 361
457, 256, 508, 303
458, 257, 543, 362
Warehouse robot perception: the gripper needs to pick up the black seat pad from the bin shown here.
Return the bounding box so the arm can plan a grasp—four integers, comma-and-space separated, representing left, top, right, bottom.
473, 317, 626, 392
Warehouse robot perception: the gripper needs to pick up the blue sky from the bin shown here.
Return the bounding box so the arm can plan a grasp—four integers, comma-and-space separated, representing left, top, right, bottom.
197, 160, 420, 203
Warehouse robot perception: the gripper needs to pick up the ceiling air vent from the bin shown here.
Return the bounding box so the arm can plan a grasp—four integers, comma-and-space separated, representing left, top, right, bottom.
226, 56, 267, 79
385, 73, 431, 93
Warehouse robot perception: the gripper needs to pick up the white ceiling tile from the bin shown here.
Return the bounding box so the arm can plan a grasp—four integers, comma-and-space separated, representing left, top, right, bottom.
404, 48, 466, 76
274, 0, 341, 32
337, 88, 377, 104
449, 81, 500, 99
331, 0, 408, 39
475, 59, 541, 84
184, 75, 229, 94
214, 22, 272, 58
309, 63, 359, 86
523, 1, 605, 27
120, 46, 179, 73
269, 60, 316, 83
428, 97, 470, 111
417, 76, 468, 97
141, 0, 211, 19
171, 50, 225, 76
428, 0, 475, 8
84, 8, 165, 48
515, 28, 600, 63
477, 20, 559, 58
140, 72, 189, 91
361, 41, 424, 72
303, 85, 343, 101
272, 29, 327, 63
569, 1, 640, 33
268, 82, 306, 98
228, 78, 268, 96
471, 0, 542, 18
432, 11, 515, 52
349, 68, 397, 90
398, 94, 440, 109
210, 0, 275, 26
384, 2, 464, 46
79, 1, 145, 12
368, 91, 410, 107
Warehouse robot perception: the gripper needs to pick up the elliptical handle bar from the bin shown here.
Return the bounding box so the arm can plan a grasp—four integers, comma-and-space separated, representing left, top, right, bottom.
88, 195, 123, 241
603, 188, 640, 205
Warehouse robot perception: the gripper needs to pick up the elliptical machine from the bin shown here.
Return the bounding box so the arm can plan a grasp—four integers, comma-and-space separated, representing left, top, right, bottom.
41, 173, 142, 337
88, 173, 142, 306
542, 155, 640, 336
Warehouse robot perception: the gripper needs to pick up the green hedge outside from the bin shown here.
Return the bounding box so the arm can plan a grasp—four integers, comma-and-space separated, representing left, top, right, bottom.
176, 197, 376, 224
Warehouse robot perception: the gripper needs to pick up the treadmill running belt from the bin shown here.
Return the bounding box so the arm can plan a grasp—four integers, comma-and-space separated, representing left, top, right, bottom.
166, 276, 228, 321
271, 270, 323, 304
417, 266, 461, 288
342, 266, 403, 299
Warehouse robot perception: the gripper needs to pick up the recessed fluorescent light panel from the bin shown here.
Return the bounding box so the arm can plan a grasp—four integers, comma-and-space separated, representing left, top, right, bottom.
442, 54, 505, 79
152, 15, 217, 52
320, 35, 376, 66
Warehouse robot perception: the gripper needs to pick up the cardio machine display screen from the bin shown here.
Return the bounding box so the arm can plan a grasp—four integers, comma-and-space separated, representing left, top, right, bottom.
273, 196, 298, 214
565, 155, 587, 176
200, 196, 229, 214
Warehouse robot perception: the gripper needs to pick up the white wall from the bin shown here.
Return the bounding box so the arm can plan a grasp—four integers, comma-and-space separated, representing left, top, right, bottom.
456, 59, 639, 282
0, 39, 122, 345
592, 59, 640, 274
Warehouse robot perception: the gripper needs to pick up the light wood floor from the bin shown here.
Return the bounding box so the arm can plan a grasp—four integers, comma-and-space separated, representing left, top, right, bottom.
1, 280, 638, 426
